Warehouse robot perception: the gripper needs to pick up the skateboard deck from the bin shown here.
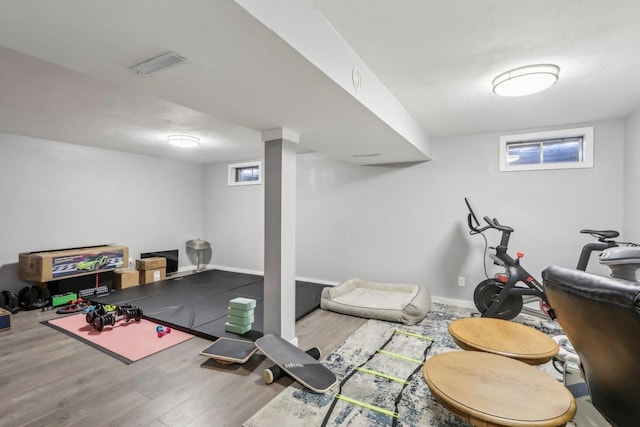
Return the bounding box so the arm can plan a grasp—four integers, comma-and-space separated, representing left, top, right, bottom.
200, 337, 257, 364
256, 334, 336, 393
263, 347, 321, 384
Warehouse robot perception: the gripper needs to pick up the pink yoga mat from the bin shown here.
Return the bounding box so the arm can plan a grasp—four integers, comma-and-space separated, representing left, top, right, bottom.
47, 313, 193, 363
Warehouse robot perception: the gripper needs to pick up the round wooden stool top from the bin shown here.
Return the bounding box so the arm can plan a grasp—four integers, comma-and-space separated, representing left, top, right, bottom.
448, 317, 559, 364
423, 351, 576, 427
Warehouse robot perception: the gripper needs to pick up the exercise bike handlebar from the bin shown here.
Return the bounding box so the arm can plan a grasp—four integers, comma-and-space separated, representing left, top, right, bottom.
467, 213, 515, 235
466, 196, 515, 234
483, 216, 514, 233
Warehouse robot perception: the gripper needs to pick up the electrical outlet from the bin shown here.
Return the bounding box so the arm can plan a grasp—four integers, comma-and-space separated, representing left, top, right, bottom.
458, 276, 465, 287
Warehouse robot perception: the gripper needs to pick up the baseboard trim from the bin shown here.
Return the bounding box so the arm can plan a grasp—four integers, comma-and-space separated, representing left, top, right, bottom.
207, 265, 475, 308
208, 264, 263, 276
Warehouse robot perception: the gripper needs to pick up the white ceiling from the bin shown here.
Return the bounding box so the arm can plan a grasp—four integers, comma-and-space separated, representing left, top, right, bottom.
0, 0, 638, 165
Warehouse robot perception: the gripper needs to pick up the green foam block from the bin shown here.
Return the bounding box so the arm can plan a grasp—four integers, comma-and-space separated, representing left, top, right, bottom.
224, 322, 251, 335
229, 297, 256, 310
227, 314, 254, 326
227, 306, 255, 317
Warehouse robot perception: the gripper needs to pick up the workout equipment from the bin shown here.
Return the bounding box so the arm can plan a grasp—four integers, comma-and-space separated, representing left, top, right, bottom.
449, 317, 558, 365
577, 228, 640, 281
18, 285, 50, 310
156, 325, 172, 337
255, 334, 337, 393
77, 269, 326, 341
55, 298, 89, 314
79, 285, 109, 298
0, 290, 20, 314
84, 303, 115, 323
51, 292, 78, 307
263, 347, 321, 384
225, 297, 255, 335
85, 303, 143, 331
199, 337, 258, 364
464, 198, 637, 320
422, 351, 576, 427
322, 328, 434, 425
598, 245, 640, 281
552, 335, 580, 374
465, 198, 553, 320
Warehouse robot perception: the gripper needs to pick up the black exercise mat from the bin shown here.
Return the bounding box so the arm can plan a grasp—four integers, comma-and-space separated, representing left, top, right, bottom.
87, 269, 327, 341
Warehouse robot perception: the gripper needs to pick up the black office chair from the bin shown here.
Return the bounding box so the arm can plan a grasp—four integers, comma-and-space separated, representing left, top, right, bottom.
542, 265, 640, 427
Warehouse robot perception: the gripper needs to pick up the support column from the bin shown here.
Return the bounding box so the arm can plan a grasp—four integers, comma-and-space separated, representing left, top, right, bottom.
262, 128, 299, 343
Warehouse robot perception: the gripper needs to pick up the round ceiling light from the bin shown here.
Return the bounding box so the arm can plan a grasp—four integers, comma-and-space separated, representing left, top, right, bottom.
167, 134, 200, 148
492, 64, 560, 97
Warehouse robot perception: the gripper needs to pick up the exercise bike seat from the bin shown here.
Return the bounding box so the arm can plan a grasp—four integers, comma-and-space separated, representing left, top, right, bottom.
580, 229, 619, 240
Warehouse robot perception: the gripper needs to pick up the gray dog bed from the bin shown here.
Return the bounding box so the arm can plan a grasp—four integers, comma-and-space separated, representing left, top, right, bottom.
320, 278, 431, 325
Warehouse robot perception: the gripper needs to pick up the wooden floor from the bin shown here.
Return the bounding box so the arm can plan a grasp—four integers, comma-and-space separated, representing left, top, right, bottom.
0, 307, 366, 427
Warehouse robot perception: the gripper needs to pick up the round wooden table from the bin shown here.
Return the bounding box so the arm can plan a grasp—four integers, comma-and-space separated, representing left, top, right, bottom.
448, 317, 559, 365
423, 351, 576, 427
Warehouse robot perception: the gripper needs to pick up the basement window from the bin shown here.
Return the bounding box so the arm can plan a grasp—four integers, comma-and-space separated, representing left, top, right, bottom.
228, 161, 262, 186
499, 127, 594, 172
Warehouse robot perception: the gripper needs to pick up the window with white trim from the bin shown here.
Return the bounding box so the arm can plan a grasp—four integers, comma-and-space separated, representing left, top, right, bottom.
228, 161, 262, 186
499, 127, 594, 172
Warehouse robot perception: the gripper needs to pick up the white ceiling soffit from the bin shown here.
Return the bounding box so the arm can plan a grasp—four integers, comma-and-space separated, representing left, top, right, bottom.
0, 0, 430, 165
235, 0, 432, 162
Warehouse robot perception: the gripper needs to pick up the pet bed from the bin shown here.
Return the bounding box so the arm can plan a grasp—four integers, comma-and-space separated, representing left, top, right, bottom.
320, 278, 431, 325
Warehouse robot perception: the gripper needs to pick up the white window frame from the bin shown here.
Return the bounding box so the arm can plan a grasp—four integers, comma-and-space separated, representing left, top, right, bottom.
499, 126, 594, 172
228, 160, 262, 186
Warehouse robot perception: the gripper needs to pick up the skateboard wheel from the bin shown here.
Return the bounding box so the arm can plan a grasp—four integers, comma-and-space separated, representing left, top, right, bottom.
263, 367, 277, 384
263, 347, 319, 384
308, 347, 321, 360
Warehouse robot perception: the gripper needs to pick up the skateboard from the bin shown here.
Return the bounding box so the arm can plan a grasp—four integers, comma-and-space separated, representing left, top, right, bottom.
255, 334, 336, 393
263, 347, 320, 384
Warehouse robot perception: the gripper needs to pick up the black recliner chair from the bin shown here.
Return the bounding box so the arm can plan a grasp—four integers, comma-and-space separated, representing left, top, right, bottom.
542, 265, 640, 427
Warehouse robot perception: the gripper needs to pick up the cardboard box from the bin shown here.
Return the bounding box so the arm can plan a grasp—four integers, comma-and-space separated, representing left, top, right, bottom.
0, 307, 12, 332
139, 267, 166, 284
136, 257, 167, 271
19, 245, 128, 282
114, 268, 139, 289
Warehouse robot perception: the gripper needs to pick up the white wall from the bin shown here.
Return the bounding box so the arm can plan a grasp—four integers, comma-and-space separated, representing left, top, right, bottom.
624, 109, 640, 241
205, 118, 624, 302
204, 159, 265, 273
0, 133, 206, 293
3, 118, 623, 300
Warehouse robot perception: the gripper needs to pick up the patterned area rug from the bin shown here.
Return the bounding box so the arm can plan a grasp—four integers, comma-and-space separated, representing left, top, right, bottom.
244, 303, 564, 427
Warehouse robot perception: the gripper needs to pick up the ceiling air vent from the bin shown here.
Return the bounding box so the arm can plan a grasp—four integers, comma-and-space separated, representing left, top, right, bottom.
129, 51, 186, 76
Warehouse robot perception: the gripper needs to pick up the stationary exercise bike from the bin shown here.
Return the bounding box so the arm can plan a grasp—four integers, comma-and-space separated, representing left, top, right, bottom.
464, 198, 636, 320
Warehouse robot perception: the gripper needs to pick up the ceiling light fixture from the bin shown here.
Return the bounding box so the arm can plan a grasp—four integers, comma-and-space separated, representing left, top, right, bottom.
167, 135, 200, 148
129, 51, 186, 76
492, 64, 560, 97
